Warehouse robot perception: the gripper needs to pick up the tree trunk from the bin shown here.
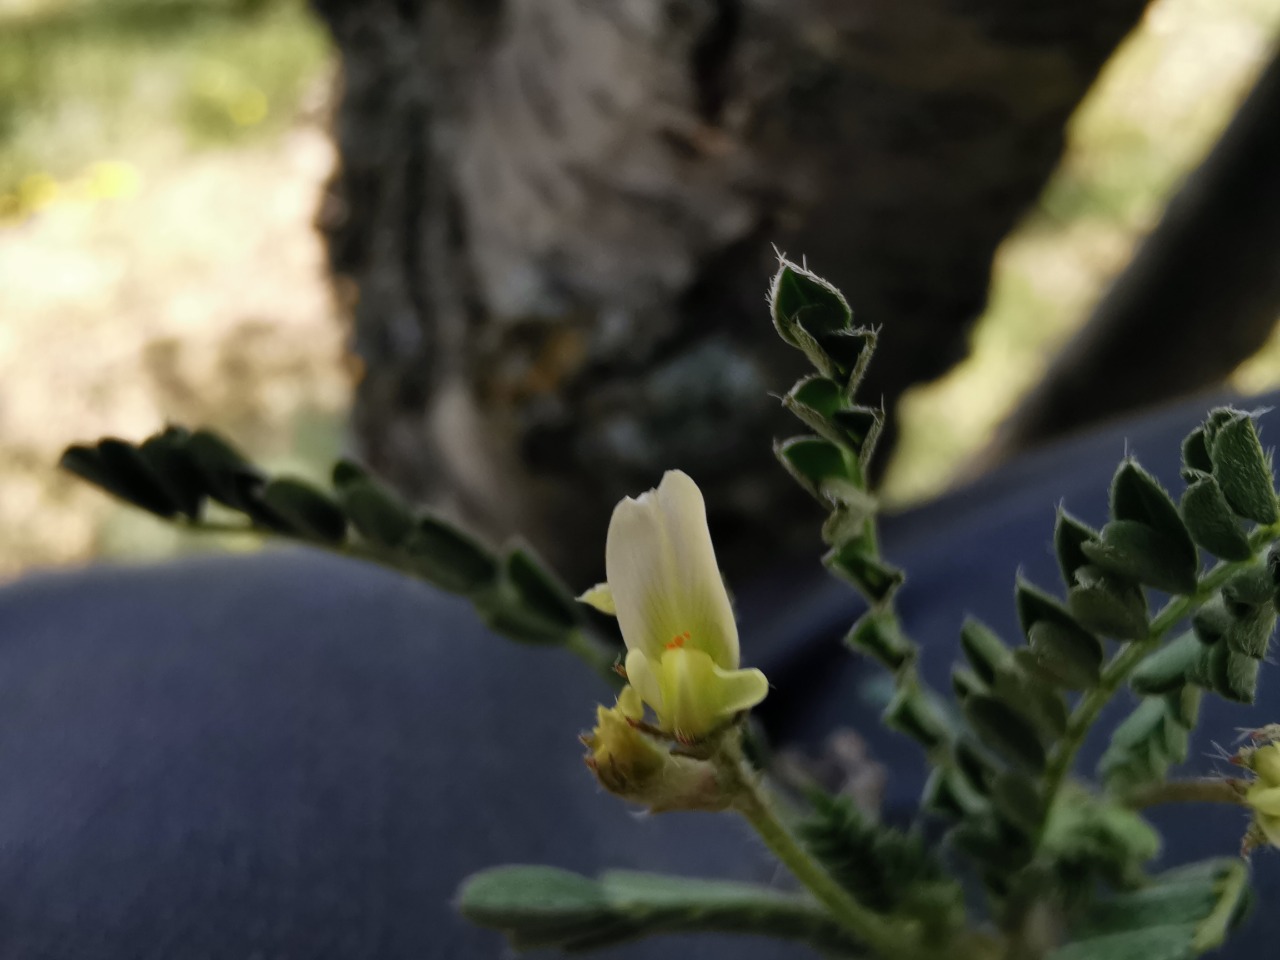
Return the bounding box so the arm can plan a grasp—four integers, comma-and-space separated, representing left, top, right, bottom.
312, 0, 1149, 582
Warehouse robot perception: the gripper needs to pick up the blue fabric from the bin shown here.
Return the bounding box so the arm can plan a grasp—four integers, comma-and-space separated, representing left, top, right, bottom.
0, 391, 1278, 957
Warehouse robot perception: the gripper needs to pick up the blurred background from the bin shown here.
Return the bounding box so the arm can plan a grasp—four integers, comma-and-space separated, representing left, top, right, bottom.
1, 0, 1279, 582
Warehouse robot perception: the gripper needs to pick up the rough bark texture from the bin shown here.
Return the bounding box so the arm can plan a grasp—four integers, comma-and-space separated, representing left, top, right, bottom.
990, 45, 1280, 460
313, 0, 1149, 582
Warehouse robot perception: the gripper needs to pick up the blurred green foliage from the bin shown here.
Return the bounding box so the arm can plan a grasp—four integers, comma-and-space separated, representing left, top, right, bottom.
0, 0, 329, 205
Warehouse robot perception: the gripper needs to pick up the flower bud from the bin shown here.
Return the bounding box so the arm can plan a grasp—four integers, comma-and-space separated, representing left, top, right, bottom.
582, 690, 730, 813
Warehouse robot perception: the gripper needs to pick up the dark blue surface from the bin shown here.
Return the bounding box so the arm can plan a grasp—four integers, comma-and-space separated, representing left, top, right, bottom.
1, 390, 1278, 957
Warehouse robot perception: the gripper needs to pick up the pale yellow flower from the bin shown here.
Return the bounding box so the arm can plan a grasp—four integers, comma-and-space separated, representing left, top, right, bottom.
580, 470, 768, 741
1245, 742, 1280, 847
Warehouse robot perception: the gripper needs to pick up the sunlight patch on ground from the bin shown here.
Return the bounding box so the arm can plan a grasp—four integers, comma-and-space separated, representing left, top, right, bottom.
883, 0, 1280, 506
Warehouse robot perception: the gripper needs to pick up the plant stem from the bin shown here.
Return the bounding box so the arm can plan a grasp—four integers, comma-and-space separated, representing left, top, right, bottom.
715, 736, 907, 960
1122, 778, 1245, 810
1039, 525, 1280, 835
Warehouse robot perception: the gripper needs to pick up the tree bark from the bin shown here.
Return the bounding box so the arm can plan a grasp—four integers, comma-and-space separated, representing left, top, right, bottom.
989, 44, 1280, 461
313, 0, 1149, 582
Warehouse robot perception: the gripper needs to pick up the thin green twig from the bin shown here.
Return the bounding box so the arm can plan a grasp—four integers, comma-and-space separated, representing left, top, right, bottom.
716, 735, 910, 960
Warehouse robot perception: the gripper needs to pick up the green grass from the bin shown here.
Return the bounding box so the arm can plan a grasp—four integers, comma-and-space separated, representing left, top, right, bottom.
0, 0, 330, 205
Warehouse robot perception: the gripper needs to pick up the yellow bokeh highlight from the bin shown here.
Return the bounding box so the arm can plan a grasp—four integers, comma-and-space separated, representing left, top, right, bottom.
85, 160, 142, 201
0, 160, 143, 222
229, 90, 269, 126
18, 172, 58, 211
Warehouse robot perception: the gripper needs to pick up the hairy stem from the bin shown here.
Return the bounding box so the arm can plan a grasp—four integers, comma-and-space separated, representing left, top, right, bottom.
715, 734, 906, 958
1121, 777, 1245, 810
1039, 524, 1280, 835
713, 733, 999, 960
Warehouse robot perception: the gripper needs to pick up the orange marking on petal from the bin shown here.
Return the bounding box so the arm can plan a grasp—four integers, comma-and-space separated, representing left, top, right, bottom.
665, 634, 687, 650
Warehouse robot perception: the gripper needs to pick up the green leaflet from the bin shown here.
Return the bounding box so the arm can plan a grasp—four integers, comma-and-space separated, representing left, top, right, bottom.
846, 611, 916, 671
831, 405, 883, 463
769, 258, 853, 340
923, 764, 990, 819
1055, 509, 1099, 587
1130, 632, 1202, 695
821, 486, 879, 547
1221, 564, 1272, 616
950, 813, 1033, 872
1104, 460, 1199, 592
472, 546, 583, 646
784, 375, 843, 422
991, 658, 1069, 740
1224, 608, 1275, 660
820, 330, 878, 391
1054, 516, 1152, 640
883, 684, 952, 752
1042, 788, 1160, 891
963, 695, 1047, 773
406, 514, 499, 596
1048, 859, 1249, 960
1015, 580, 1103, 689
261, 477, 348, 543
60, 439, 182, 519
136, 428, 205, 519
960, 618, 1013, 686
1069, 566, 1149, 641
1027, 621, 1103, 689
184, 428, 263, 511
332, 459, 415, 548
953, 737, 999, 794
990, 770, 1046, 836
1081, 520, 1198, 596
502, 544, 583, 633
1181, 427, 1214, 478
775, 435, 854, 500
457, 866, 862, 955
1218, 647, 1259, 704
768, 259, 880, 393
1100, 694, 1197, 792
825, 537, 904, 605
1209, 412, 1278, 525
1181, 477, 1252, 561
1181, 566, 1276, 701
799, 792, 963, 933
952, 667, 987, 703
1191, 597, 1232, 645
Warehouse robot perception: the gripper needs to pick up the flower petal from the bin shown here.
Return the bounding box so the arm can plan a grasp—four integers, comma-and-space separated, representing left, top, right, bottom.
577, 582, 617, 616
616, 684, 645, 720
1247, 783, 1280, 817
1258, 813, 1280, 849
655, 648, 769, 740
651, 471, 740, 668
624, 650, 664, 716
710, 663, 770, 715
606, 489, 685, 658
1253, 743, 1280, 786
